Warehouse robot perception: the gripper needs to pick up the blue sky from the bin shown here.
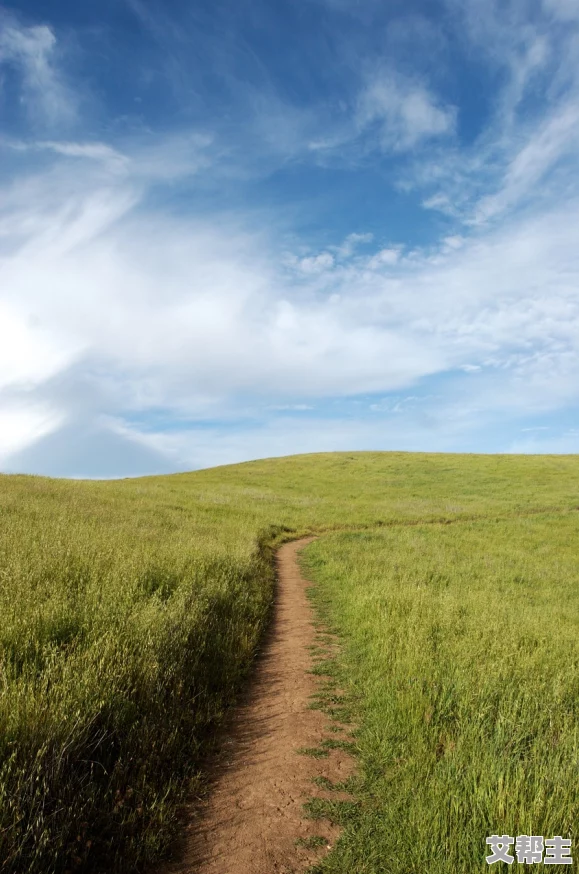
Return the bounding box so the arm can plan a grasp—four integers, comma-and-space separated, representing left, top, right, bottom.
1, 0, 579, 477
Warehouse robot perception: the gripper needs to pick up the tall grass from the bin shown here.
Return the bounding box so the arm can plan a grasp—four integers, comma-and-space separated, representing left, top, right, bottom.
1, 452, 579, 872
303, 515, 579, 873
0, 528, 282, 872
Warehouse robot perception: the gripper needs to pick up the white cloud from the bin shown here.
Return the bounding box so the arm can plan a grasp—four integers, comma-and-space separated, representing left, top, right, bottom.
3, 134, 579, 473
334, 232, 374, 258
442, 236, 465, 251
422, 192, 460, 217
5, 132, 213, 181
357, 70, 456, 151
36, 141, 129, 171
0, 300, 80, 390
0, 14, 74, 126
129, 132, 214, 181
300, 72, 456, 162
543, 0, 579, 21
0, 399, 61, 462
369, 395, 425, 413
367, 247, 402, 269
296, 252, 335, 274
412, 0, 579, 230
472, 102, 579, 224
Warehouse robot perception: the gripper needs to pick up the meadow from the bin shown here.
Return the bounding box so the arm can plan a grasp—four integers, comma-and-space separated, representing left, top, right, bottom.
303, 515, 579, 872
0, 452, 578, 872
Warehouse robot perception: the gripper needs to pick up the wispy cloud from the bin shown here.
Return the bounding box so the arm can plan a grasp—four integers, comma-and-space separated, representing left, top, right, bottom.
411, 0, 579, 228
356, 69, 456, 152
471, 101, 579, 224
37, 140, 129, 169
544, 0, 579, 21
0, 11, 75, 126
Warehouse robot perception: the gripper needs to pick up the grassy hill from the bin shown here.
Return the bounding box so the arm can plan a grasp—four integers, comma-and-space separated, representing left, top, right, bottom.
1, 452, 579, 872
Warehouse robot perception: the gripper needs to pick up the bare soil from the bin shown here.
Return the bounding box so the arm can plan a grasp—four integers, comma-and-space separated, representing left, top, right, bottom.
157, 536, 355, 874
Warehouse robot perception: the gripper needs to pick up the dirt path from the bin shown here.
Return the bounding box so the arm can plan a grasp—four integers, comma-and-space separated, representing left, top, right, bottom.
158, 536, 355, 874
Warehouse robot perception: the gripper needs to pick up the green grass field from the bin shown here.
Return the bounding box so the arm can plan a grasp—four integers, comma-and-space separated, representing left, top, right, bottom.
302, 516, 579, 872
1, 452, 578, 872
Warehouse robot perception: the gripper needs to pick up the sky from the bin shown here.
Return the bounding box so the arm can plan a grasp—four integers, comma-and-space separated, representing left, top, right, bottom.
1, 0, 579, 477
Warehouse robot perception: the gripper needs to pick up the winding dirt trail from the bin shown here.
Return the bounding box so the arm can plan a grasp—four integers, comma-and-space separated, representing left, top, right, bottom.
158, 536, 355, 874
